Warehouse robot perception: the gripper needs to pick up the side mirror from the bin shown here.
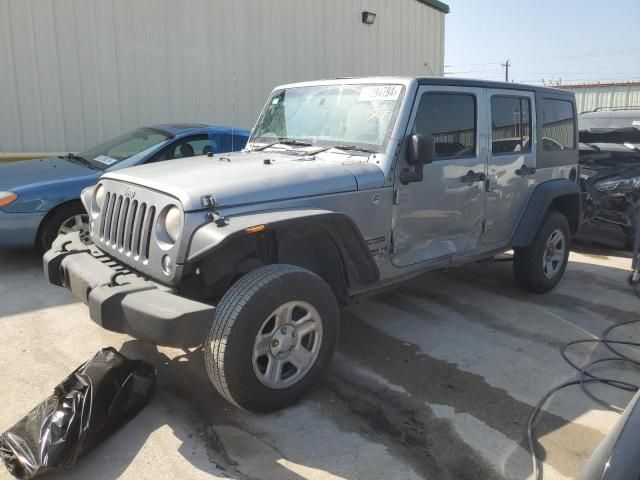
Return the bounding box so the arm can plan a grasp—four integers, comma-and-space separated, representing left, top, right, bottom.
401, 134, 434, 184
406, 133, 434, 165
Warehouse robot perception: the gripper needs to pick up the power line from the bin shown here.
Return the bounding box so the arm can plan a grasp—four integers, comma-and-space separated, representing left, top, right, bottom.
445, 46, 640, 68
444, 62, 498, 68
446, 71, 640, 77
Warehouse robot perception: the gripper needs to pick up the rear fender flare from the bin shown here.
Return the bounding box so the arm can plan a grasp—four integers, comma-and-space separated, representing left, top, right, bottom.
511, 179, 581, 248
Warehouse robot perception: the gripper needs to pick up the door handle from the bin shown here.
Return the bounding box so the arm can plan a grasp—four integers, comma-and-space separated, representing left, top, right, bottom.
460, 170, 486, 183
515, 165, 536, 177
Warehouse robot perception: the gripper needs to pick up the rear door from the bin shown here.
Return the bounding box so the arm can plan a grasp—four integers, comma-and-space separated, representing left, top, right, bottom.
391, 85, 488, 267
481, 89, 537, 245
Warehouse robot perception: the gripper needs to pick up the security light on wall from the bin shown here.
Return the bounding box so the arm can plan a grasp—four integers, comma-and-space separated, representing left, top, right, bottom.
362, 11, 376, 24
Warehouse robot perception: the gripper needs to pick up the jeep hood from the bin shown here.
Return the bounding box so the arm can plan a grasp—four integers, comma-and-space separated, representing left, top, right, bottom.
102, 151, 385, 211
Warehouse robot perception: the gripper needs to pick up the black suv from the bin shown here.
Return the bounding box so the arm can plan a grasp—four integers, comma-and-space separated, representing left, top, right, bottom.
578, 108, 640, 247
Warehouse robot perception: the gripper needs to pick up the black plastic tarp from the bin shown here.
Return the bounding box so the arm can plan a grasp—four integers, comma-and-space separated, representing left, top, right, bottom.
0, 347, 156, 479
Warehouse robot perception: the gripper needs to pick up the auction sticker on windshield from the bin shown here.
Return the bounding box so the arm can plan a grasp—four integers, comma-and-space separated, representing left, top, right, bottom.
94, 155, 117, 165
359, 85, 402, 102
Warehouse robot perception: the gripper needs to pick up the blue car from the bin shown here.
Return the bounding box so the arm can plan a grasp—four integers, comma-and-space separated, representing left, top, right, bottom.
0, 124, 249, 250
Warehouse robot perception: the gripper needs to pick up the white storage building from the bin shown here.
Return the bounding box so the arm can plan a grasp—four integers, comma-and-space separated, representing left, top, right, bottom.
559, 81, 640, 113
0, 0, 448, 154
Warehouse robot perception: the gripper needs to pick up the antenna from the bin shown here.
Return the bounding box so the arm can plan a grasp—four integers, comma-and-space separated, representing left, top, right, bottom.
424, 62, 434, 76
231, 0, 237, 151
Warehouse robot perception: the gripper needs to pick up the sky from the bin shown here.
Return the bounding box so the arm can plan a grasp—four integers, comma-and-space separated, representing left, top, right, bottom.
444, 0, 640, 86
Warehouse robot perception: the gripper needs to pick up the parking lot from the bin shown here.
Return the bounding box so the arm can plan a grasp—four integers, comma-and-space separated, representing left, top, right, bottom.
1, 247, 639, 480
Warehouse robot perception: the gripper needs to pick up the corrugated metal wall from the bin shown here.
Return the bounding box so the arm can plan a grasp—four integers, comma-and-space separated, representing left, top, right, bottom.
561, 83, 640, 113
0, 0, 445, 153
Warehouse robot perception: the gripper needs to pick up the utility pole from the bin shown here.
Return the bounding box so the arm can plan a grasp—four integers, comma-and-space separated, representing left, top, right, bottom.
501, 59, 510, 82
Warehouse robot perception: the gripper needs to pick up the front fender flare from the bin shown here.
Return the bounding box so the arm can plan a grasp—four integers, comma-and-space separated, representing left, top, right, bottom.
186, 208, 379, 285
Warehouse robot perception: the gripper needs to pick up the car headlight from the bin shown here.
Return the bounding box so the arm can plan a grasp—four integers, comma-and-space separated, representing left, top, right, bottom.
94, 185, 106, 210
595, 176, 640, 194
0, 192, 17, 208
164, 206, 183, 243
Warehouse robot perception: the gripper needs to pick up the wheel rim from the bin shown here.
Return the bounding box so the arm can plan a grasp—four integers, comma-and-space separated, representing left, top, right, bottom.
58, 214, 91, 244
543, 229, 566, 279
252, 300, 323, 389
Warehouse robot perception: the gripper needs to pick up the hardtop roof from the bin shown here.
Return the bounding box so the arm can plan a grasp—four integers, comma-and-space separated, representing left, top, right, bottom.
275, 76, 574, 99
416, 77, 575, 97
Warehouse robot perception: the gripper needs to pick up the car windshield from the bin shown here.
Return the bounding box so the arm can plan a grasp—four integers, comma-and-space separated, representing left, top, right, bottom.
76, 128, 172, 170
251, 83, 405, 153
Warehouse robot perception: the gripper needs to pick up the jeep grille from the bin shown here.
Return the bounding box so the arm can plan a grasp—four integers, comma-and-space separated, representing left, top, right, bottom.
99, 192, 156, 261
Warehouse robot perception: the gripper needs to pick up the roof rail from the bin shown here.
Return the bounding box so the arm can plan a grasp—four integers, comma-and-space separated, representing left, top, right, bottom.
590, 106, 640, 112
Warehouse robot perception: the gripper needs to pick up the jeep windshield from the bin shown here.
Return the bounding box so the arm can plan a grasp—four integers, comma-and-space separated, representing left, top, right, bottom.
250, 83, 405, 154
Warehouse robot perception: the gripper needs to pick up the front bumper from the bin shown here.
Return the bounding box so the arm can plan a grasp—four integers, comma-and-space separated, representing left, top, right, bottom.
43, 232, 214, 347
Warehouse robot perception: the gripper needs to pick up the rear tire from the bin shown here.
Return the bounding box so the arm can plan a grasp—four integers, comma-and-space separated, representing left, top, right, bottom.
205, 264, 339, 412
513, 211, 571, 293
38, 202, 90, 252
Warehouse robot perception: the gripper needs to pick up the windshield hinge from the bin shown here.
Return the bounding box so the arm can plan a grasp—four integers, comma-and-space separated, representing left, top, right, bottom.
202, 195, 228, 227
390, 232, 397, 255
393, 189, 400, 205
207, 211, 229, 227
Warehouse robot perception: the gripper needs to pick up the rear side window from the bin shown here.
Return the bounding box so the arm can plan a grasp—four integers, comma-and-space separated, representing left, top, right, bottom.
542, 99, 575, 150
413, 92, 476, 160
147, 134, 212, 163
491, 96, 531, 154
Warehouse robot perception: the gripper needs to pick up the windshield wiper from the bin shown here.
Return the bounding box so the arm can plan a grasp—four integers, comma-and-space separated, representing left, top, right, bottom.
253, 139, 313, 151
332, 144, 377, 154
59, 153, 98, 169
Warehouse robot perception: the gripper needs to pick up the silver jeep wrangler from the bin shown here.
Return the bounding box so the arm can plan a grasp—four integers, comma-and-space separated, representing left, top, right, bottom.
44, 77, 581, 412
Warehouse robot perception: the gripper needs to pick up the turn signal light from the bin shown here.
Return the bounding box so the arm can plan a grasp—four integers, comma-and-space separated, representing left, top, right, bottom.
0, 193, 17, 208
245, 224, 267, 234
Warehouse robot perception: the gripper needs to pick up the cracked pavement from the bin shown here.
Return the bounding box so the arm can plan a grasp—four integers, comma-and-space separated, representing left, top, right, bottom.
1, 247, 638, 479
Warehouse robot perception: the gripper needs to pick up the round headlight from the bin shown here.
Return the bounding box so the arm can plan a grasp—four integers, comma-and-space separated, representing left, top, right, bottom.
94, 185, 106, 210
165, 206, 183, 243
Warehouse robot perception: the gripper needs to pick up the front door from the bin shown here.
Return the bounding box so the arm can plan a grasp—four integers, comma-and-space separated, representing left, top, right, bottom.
391, 86, 487, 268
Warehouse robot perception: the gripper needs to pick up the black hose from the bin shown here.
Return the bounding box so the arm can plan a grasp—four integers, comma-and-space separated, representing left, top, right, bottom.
527, 319, 640, 480
529, 201, 640, 479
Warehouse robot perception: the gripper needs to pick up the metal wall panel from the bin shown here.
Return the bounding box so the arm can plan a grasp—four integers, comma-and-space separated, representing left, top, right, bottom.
564, 83, 640, 113
0, 0, 445, 152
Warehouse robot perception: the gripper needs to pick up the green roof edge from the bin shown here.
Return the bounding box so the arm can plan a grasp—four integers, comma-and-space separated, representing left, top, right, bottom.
415, 0, 450, 14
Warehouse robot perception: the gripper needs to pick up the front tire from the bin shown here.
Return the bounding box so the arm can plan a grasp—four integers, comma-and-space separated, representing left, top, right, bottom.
513, 211, 571, 293
39, 202, 90, 251
205, 264, 339, 412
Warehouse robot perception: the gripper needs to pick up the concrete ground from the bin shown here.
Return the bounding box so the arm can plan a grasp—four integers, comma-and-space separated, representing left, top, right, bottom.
1, 247, 640, 480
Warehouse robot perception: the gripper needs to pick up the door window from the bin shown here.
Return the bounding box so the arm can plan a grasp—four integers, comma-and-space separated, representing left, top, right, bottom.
491, 96, 531, 154
148, 134, 218, 162
412, 93, 476, 159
